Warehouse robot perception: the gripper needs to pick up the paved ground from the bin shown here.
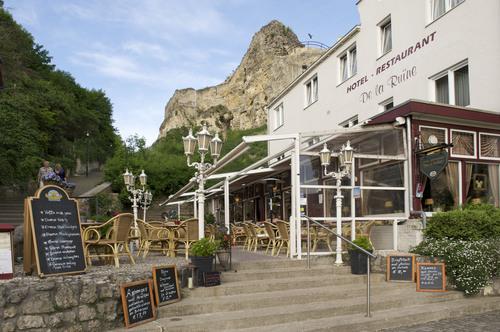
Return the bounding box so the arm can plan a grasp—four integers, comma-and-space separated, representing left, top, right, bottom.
381, 310, 500, 332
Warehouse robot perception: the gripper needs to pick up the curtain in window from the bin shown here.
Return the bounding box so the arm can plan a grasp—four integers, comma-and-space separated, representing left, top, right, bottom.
435, 76, 449, 104
452, 131, 475, 156
445, 162, 460, 207
313, 78, 318, 102
350, 49, 357, 76
454, 65, 470, 106
433, 0, 446, 19
480, 134, 500, 158
465, 163, 473, 198
341, 56, 348, 81
450, 0, 464, 8
488, 165, 499, 207
382, 23, 392, 54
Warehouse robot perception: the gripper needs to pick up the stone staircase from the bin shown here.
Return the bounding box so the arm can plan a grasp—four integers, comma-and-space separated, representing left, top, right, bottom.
123, 258, 500, 331
0, 196, 24, 226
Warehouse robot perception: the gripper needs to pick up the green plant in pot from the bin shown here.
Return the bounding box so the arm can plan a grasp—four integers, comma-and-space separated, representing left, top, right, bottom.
190, 238, 220, 279
348, 236, 374, 275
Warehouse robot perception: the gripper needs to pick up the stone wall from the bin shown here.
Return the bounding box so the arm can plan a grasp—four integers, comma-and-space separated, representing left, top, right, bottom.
0, 269, 154, 331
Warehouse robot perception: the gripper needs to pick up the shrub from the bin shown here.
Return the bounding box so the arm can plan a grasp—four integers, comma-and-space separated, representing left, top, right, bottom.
425, 204, 500, 240
411, 238, 500, 295
190, 238, 220, 257
349, 236, 373, 252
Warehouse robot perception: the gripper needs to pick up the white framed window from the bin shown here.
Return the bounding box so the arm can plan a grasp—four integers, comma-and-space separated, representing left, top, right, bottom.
432, 61, 469, 106
479, 132, 500, 160
378, 16, 392, 56
451, 129, 477, 158
305, 75, 318, 107
339, 115, 358, 128
379, 97, 394, 112
339, 45, 357, 83
273, 103, 284, 130
431, 0, 465, 21
419, 125, 448, 149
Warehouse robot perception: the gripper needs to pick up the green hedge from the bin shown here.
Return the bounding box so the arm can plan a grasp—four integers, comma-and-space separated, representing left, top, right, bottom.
424, 204, 500, 240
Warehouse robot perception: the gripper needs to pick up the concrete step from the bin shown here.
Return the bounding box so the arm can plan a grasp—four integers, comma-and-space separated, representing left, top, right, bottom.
230, 257, 335, 271
229, 296, 500, 332
163, 282, 418, 316
185, 273, 387, 298
221, 265, 351, 282
126, 287, 465, 331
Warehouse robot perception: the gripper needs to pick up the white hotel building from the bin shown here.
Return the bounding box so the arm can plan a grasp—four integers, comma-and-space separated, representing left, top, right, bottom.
164, 0, 500, 258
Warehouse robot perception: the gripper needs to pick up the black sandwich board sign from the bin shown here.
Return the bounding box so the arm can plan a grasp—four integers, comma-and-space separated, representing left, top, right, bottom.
416, 262, 446, 292
24, 185, 86, 277
386, 255, 415, 282
120, 280, 157, 328
152, 265, 181, 306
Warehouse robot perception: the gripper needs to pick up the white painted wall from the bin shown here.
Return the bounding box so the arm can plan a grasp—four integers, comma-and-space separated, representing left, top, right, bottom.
268, 0, 500, 154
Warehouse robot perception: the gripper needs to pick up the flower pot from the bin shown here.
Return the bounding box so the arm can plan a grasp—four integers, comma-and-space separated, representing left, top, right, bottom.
190, 256, 214, 275
349, 250, 370, 275
216, 250, 231, 271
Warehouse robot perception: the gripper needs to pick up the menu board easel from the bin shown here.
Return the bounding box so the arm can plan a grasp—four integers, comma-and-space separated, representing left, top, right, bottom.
23, 185, 86, 277
120, 280, 157, 328
416, 262, 446, 292
152, 265, 181, 306
386, 255, 415, 282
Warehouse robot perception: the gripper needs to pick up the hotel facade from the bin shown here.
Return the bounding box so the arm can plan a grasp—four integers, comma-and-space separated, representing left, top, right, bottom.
164, 0, 500, 258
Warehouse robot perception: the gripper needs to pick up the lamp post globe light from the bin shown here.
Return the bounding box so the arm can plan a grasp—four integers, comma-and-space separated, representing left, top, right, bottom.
319, 140, 354, 265
183, 123, 223, 240
123, 168, 152, 248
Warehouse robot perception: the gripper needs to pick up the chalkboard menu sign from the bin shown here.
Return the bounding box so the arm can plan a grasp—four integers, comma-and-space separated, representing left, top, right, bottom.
386, 255, 415, 282
417, 262, 446, 292
120, 280, 156, 328
27, 186, 86, 277
203, 271, 221, 287
152, 265, 181, 306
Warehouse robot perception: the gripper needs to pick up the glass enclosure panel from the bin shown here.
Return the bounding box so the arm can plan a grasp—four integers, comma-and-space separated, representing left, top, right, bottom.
359, 189, 405, 216
465, 163, 499, 207
232, 200, 243, 222
300, 156, 321, 185
421, 162, 459, 212
324, 188, 352, 218
283, 191, 291, 221
361, 162, 404, 187
243, 199, 255, 221
301, 188, 326, 218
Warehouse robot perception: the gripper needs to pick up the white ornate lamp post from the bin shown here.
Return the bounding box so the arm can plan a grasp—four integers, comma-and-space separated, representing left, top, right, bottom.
123, 169, 149, 239
319, 140, 354, 265
183, 124, 223, 240
141, 189, 153, 222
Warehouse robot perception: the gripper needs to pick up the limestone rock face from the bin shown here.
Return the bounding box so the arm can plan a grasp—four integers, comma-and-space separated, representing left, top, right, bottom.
158, 20, 325, 138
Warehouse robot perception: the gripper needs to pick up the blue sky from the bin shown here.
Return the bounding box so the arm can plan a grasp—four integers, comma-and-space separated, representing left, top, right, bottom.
5, 0, 359, 145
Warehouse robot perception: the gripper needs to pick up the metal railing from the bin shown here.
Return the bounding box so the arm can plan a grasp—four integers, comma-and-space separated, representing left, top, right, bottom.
303, 215, 376, 317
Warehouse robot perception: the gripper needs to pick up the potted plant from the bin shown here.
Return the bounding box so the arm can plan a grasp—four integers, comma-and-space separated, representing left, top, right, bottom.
348, 236, 374, 275
190, 237, 220, 276
215, 227, 232, 271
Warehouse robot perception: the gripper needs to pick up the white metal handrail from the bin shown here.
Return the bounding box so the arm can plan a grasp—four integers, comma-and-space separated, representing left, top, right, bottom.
303, 215, 375, 318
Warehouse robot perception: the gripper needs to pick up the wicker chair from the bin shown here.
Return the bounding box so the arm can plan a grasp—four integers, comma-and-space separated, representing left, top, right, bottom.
172, 218, 199, 259
245, 222, 269, 252
231, 225, 247, 246
312, 225, 334, 252
275, 220, 290, 257
136, 219, 170, 258
263, 221, 280, 256
242, 222, 253, 250
83, 213, 135, 267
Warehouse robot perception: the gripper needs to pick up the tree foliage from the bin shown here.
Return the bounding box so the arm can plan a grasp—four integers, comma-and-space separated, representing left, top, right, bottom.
0, 9, 117, 187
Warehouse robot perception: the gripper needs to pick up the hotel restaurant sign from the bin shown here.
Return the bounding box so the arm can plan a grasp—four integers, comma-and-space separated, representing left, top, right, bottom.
345, 31, 437, 103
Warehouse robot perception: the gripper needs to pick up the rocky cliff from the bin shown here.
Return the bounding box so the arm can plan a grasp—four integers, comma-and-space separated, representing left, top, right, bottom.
158, 20, 325, 138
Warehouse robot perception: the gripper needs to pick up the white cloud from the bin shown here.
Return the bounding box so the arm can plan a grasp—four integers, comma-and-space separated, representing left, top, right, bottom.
122, 41, 168, 61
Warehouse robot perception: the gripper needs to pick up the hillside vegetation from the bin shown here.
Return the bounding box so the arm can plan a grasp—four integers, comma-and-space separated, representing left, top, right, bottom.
0, 8, 116, 188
